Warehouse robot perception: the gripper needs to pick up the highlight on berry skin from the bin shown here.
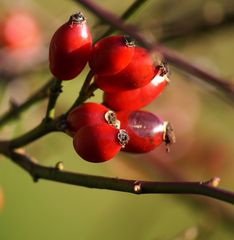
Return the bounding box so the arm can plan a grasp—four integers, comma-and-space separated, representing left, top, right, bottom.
103, 69, 169, 111
117, 110, 175, 153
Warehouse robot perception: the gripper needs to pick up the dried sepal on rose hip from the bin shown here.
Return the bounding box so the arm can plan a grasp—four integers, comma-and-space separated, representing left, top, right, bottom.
163, 121, 176, 152
89, 35, 135, 76
94, 46, 156, 92
103, 68, 169, 111
117, 110, 175, 153
49, 12, 92, 80
73, 124, 129, 163
66, 102, 120, 136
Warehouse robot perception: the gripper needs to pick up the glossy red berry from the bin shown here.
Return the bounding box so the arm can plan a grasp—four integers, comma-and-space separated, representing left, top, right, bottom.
66, 102, 118, 136
117, 110, 173, 153
73, 124, 129, 163
0, 10, 41, 50
103, 72, 168, 111
49, 12, 92, 80
89, 35, 135, 76
94, 47, 156, 92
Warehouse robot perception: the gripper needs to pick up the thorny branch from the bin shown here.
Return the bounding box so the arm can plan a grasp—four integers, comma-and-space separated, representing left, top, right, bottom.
2, 149, 234, 205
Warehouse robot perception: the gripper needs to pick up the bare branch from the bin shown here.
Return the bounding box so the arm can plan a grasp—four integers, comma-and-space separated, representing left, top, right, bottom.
159, 5, 234, 42
95, 0, 150, 41
3, 150, 234, 205
0, 78, 55, 128
1, 117, 61, 149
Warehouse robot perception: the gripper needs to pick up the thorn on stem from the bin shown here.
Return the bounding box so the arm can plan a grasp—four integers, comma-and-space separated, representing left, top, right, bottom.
9, 99, 19, 116
51, 83, 63, 94
15, 148, 26, 155
55, 161, 64, 171
133, 181, 142, 193
206, 177, 221, 187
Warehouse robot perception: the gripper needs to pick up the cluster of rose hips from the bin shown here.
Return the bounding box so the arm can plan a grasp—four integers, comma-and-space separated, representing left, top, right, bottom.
49, 12, 174, 163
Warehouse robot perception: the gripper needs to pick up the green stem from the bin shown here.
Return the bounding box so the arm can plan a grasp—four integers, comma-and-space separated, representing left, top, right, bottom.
118, 0, 149, 23
0, 70, 95, 150
7, 118, 61, 149
67, 70, 94, 114
0, 78, 54, 128
44, 78, 63, 121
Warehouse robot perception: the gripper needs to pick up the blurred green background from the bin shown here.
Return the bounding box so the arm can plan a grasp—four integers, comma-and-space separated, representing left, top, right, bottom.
0, 0, 234, 239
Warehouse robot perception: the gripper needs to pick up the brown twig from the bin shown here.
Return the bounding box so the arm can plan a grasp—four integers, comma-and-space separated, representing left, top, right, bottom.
0, 78, 55, 128
158, 5, 234, 42
2, 149, 234, 205
145, 154, 234, 230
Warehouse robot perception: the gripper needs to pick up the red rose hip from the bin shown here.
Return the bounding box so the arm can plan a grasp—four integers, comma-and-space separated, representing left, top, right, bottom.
49, 12, 92, 80
103, 72, 168, 111
73, 124, 129, 163
117, 110, 174, 153
89, 35, 135, 76
1, 10, 41, 50
66, 102, 119, 136
94, 46, 156, 92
